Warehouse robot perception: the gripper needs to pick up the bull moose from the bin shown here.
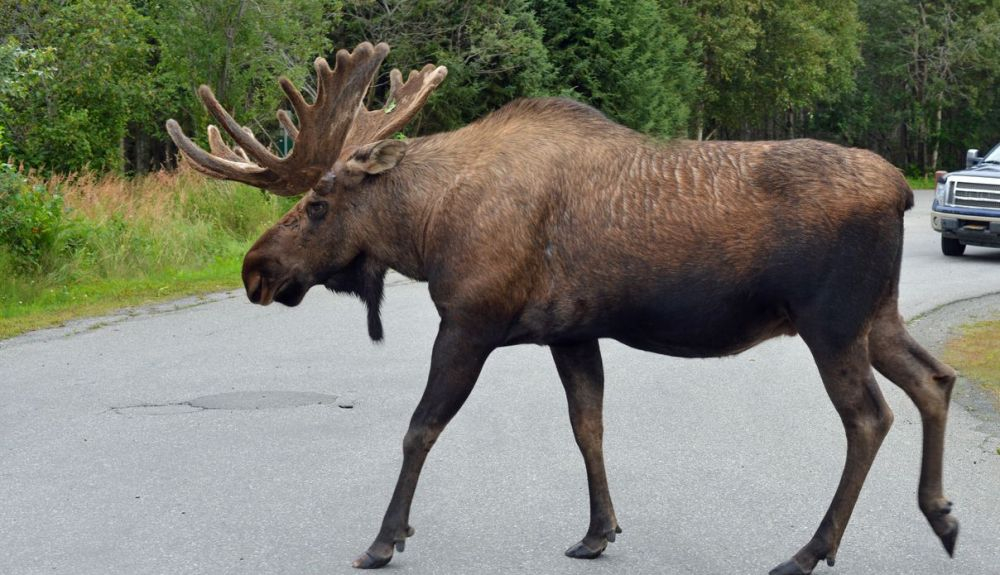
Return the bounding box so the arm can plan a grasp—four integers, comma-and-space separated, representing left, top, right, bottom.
166, 43, 959, 574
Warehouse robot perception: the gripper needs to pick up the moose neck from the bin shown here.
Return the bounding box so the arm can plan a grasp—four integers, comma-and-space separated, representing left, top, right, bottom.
356, 132, 459, 281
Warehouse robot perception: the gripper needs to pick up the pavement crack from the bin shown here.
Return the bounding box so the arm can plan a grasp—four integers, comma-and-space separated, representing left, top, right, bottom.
108, 391, 344, 414
109, 401, 204, 416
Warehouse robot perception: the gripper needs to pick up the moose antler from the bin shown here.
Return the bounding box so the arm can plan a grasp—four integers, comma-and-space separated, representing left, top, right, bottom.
165, 42, 391, 196
344, 63, 448, 147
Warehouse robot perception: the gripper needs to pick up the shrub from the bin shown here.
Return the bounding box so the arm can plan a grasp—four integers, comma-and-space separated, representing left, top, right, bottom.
1, 165, 295, 335
0, 163, 78, 273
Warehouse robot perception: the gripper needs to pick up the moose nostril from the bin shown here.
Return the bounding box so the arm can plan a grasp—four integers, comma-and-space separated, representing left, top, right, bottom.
245, 274, 263, 304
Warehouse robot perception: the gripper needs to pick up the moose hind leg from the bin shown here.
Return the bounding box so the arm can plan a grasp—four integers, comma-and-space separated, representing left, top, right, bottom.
352, 325, 493, 569
771, 336, 894, 575
551, 340, 621, 559
869, 306, 959, 556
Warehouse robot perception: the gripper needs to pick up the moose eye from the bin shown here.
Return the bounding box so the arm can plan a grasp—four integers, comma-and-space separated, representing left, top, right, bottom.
305, 201, 328, 221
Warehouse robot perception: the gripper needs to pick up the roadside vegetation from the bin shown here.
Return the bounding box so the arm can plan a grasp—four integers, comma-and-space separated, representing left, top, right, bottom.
2, 1, 999, 336
0, 163, 292, 338
944, 317, 1000, 408
906, 176, 937, 191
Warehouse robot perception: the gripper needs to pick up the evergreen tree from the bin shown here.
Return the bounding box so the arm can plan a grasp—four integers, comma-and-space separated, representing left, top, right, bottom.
679, 0, 861, 140
332, 0, 555, 134
536, 0, 698, 137
824, 0, 1000, 173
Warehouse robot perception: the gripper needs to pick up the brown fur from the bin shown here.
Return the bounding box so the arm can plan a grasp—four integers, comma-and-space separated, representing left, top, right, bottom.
176, 64, 955, 572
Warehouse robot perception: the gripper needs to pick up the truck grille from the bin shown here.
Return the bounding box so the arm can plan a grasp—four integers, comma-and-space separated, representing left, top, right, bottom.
951, 179, 1000, 210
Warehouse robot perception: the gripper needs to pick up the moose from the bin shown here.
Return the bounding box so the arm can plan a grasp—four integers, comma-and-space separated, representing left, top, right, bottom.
166, 43, 959, 574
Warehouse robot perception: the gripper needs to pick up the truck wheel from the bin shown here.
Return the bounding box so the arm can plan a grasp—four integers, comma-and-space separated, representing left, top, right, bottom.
941, 236, 966, 256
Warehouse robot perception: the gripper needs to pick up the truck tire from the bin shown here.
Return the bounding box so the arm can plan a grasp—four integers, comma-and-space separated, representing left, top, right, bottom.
941, 236, 966, 256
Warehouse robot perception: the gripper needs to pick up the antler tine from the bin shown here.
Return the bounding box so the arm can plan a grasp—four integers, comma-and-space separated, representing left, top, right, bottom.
388, 68, 405, 101
198, 85, 283, 171
346, 62, 448, 148
276, 109, 299, 139
207, 125, 248, 162
166, 119, 275, 183
278, 77, 310, 124
279, 43, 390, 181
165, 42, 390, 196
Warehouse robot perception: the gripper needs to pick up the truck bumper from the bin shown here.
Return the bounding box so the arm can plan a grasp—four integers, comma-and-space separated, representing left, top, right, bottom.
931, 211, 1000, 248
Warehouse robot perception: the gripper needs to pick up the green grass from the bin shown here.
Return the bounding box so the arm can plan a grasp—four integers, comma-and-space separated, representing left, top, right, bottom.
906, 176, 937, 190
0, 165, 293, 339
0, 257, 243, 338
944, 316, 1000, 408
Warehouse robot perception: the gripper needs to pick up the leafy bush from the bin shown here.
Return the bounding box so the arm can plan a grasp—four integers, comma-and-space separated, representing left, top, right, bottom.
0, 165, 294, 336
0, 163, 78, 273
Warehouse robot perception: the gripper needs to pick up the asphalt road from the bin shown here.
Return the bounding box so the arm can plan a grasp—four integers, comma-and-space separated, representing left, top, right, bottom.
2, 189, 999, 575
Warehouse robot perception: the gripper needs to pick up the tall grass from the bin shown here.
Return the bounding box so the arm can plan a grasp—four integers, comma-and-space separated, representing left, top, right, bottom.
0, 163, 294, 337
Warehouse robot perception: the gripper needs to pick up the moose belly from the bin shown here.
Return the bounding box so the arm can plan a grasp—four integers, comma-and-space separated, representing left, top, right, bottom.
510, 288, 797, 358
611, 315, 797, 357
611, 296, 797, 357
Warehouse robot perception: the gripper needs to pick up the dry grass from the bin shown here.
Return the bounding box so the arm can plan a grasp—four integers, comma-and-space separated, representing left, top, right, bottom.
32, 163, 258, 222
1, 164, 294, 339
944, 316, 1000, 407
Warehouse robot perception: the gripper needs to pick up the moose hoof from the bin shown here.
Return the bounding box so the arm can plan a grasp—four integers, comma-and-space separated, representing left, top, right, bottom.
352, 526, 414, 568
565, 525, 620, 559
768, 558, 813, 575
925, 500, 958, 556
937, 516, 959, 557
565, 540, 607, 559
352, 550, 392, 569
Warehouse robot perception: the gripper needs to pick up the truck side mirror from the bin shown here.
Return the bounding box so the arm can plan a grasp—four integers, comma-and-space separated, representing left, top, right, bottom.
966, 149, 981, 169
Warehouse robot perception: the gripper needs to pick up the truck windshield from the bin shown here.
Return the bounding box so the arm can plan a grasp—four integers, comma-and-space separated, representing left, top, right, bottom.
983, 144, 1000, 163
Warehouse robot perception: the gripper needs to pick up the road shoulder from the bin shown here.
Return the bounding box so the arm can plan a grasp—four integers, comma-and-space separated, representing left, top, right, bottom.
907, 291, 1000, 438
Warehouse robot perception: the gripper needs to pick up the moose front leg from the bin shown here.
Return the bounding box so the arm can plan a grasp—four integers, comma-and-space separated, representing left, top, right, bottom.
353, 324, 493, 569
551, 340, 621, 559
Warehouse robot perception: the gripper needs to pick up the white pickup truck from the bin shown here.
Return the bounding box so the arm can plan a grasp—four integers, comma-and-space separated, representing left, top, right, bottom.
931, 143, 1000, 256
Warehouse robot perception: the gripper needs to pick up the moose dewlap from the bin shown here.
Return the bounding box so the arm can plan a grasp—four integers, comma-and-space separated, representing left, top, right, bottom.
166, 42, 959, 575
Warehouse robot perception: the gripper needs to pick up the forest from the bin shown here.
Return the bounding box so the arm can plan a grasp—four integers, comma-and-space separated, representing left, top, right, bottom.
1, 0, 1000, 336
2, 0, 999, 177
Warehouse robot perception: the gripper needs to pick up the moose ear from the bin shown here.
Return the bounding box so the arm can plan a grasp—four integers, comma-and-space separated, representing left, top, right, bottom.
346, 139, 408, 175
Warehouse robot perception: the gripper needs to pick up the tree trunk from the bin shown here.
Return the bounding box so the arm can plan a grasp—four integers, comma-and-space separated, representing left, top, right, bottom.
695, 101, 704, 141
931, 97, 943, 174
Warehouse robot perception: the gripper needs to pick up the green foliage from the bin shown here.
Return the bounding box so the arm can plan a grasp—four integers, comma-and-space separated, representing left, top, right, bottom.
815, 0, 1000, 173
0, 167, 294, 336
0, 0, 998, 179
536, 0, 697, 136
0, 38, 54, 155
681, 0, 862, 139
334, 0, 554, 133
2, 0, 151, 173
0, 38, 54, 102
0, 163, 75, 272
149, 0, 337, 142
675, 0, 759, 138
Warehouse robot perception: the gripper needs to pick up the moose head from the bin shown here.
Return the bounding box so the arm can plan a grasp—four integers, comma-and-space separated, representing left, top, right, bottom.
166, 43, 446, 339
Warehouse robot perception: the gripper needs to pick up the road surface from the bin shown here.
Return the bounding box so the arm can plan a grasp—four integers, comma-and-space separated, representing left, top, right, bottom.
2, 189, 999, 574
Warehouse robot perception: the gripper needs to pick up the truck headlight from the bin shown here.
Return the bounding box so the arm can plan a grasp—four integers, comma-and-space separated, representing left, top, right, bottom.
935, 179, 948, 205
